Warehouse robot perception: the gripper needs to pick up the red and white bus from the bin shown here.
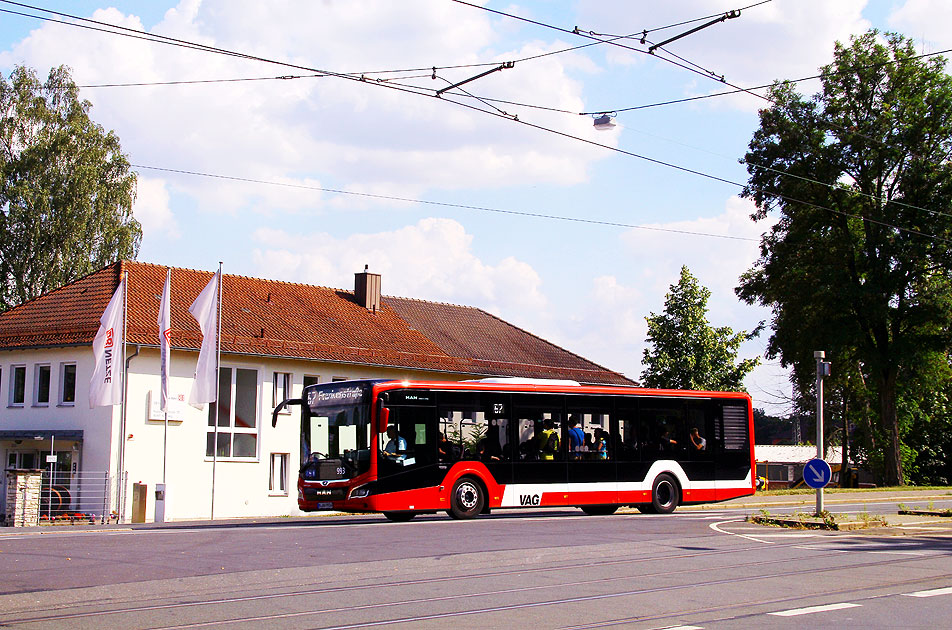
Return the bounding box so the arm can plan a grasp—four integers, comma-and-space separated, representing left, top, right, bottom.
274, 378, 755, 521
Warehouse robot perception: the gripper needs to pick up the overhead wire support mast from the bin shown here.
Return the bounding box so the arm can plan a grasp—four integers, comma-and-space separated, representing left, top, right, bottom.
435, 62, 514, 96
647, 9, 741, 54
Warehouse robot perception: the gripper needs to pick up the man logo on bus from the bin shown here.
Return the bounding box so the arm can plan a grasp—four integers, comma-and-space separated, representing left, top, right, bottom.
519, 494, 541, 506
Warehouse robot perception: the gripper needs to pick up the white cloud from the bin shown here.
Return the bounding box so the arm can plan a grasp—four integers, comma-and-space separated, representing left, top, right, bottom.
577, 0, 870, 111
545, 196, 785, 404
132, 177, 179, 238
888, 0, 952, 52
0, 0, 612, 216
251, 217, 548, 315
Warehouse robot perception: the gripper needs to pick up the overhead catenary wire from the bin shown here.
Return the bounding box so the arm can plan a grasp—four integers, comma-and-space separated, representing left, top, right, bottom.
451, 1, 952, 227
130, 164, 757, 242
6, 1, 949, 242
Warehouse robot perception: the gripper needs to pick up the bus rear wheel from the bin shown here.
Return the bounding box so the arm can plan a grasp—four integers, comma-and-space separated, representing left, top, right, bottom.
448, 477, 485, 520
580, 505, 618, 516
650, 473, 680, 514
383, 511, 416, 522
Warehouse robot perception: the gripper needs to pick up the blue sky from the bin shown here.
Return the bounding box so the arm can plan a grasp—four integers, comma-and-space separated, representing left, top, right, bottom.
2, 1, 948, 413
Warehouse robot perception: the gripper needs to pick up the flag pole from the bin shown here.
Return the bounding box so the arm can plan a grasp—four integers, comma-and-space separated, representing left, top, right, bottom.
118, 268, 129, 523
210, 262, 222, 520
162, 267, 171, 485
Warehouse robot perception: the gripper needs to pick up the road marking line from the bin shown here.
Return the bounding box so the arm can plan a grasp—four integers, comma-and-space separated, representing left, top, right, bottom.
744, 533, 821, 538
793, 545, 849, 552
709, 520, 773, 544
904, 587, 952, 598
769, 602, 860, 617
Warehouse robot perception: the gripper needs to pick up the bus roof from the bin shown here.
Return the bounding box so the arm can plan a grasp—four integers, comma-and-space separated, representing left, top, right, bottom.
344, 378, 754, 402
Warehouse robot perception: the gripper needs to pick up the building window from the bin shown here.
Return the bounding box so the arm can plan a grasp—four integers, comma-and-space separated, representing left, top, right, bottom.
34, 364, 51, 406
273, 372, 291, 410
59, 363, 76, 405
303, 375, 320, 388
207, 367, 259, 459
332, 376, 347, 382
269, 453, 289, 495
9, 365, 25, 406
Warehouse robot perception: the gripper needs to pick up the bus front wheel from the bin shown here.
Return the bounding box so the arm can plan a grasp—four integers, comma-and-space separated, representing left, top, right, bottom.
448, 477, 485, 520
649, 473, 680, 514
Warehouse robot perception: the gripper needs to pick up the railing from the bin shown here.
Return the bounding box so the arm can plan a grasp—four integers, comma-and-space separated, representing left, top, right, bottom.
40, 470, 116, 524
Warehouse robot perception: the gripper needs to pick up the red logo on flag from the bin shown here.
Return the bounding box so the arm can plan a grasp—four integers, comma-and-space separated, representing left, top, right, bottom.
163, 328, 172, 344
105, 328, 114, 348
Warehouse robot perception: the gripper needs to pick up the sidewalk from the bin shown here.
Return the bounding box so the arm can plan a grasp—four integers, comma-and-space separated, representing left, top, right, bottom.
713, 488, 952, 510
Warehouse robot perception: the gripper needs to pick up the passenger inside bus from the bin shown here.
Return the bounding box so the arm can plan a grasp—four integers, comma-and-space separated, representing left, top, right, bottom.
659, 428, 677, 453
567, 415, 585, 459
539, 419, 560, 460
594, 428, 609, 460
438, 431, 461, 461
690, 427, 707, 451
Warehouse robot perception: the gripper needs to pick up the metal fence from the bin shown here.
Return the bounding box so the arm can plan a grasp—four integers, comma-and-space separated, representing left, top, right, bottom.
40, 470, 116, 524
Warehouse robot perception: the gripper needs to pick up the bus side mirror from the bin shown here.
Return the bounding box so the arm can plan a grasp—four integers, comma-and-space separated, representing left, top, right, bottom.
272, 398, 302, 427
378, 406, 390, 433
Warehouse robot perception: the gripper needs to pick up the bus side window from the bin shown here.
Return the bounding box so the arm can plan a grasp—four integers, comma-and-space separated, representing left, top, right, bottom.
685, 401, 711, 460
485, 397, 511, 462
640, 400, 686, 456
566, 396, 612, 460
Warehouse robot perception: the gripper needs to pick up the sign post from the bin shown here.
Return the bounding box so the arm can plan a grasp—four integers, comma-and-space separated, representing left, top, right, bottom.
814, 351, 832, 515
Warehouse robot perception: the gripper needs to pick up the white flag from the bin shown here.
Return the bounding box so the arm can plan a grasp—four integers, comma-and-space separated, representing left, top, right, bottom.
158, 268, 171, 412
188, 269, 220, 409
89, 277, 125, 408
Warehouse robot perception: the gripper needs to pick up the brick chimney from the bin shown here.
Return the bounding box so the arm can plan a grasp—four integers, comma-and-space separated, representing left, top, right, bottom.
354, 265, 381, 313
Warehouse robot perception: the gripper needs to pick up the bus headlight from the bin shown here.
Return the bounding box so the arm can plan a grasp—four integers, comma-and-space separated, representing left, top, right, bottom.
350, 485, 371, 499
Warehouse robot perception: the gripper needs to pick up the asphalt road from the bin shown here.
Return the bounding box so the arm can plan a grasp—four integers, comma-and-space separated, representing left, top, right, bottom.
1, 490, 950, 629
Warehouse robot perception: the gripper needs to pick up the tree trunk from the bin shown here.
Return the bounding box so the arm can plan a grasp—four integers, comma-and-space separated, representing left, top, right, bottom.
879, 368, 903, 486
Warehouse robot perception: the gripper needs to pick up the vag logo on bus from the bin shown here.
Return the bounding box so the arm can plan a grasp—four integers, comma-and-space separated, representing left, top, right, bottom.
519, 494, 541, 506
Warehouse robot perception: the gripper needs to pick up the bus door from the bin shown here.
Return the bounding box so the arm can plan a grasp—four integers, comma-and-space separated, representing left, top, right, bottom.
615, 399, 651, 497
713, 401, 753, 499
436, 391, 513, 486
565, 395, 616, 505
376, 389, 441, 492
511, 394, 567, 505
679, 399, 715, 502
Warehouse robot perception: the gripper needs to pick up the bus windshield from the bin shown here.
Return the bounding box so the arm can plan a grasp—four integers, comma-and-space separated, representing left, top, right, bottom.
301, 382, 373, 480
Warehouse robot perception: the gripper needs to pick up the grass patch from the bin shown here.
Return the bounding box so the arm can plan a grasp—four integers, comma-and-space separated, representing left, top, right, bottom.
748, 509, 888, 530
896, 503, 952, 517
757, 485, 952, 496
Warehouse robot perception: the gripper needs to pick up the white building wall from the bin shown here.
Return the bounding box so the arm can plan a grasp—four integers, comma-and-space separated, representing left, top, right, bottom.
0, 347, 118, 518
3, 344, 472, 522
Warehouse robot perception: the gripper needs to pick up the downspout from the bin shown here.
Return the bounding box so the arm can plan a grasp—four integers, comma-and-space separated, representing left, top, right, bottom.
118, 344, 140, 521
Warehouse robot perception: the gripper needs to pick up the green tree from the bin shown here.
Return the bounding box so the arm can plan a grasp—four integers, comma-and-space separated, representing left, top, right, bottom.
736, 31, 952, 485
0, 65, 140, 311
641, 266, 760, 391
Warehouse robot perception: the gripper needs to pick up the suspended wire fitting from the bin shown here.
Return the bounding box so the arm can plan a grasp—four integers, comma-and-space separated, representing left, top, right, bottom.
648, 9, 741, 54
435, 62, 515, 96
592, 112, 617, 130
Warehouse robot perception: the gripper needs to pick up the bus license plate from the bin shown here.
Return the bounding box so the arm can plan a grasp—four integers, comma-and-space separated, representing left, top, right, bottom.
317, 502, 334, 510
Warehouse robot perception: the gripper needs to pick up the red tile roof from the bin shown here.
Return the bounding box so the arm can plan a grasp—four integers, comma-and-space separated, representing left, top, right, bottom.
0, 261, 633, 385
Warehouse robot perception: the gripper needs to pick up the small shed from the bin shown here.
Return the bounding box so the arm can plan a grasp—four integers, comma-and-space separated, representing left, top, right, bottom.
755, 445, 844, 488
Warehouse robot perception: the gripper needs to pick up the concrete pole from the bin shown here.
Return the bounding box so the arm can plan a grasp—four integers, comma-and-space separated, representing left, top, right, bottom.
815, 350, 825, 515
48, 434, 54, 521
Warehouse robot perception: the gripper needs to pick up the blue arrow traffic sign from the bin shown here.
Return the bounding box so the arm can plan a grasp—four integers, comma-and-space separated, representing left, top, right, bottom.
804, 458, 832, 489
